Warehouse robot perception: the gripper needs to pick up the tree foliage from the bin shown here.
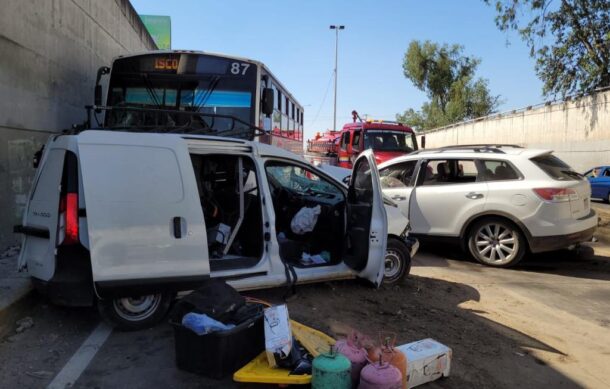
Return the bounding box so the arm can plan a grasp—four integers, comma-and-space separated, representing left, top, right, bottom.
486, 0, 610, 98
397, 41, 500, 132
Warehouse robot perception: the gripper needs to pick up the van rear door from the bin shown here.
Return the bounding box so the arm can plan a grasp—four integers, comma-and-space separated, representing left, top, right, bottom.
77, 131, 209, 293
17, 142, 65, 279
344, 150, 388, 286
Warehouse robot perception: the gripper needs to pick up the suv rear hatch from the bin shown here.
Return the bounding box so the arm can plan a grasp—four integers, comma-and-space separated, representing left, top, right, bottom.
530, 153, 590, 219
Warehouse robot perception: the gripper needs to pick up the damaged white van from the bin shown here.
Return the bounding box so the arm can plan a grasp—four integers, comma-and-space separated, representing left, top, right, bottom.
15, 130, 417, 329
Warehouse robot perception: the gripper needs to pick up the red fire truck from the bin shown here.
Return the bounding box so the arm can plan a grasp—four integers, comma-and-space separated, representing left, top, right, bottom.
305, 111, 418, 169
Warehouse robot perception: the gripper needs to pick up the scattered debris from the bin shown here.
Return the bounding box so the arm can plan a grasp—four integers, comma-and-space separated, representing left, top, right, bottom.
25, 370, 54, 379
15, 317, 34, 333
0, 245, 20, 259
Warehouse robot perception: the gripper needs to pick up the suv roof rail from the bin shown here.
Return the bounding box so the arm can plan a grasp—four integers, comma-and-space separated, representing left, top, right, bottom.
413, 144, 523, 155
438, 144, 523, 149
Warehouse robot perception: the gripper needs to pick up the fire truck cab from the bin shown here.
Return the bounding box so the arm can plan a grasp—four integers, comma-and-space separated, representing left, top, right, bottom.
337, 120, 418, 169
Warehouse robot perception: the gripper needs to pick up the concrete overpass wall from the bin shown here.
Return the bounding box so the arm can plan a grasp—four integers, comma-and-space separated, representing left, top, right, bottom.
0, 0, 156, 248
422, 89, 610, 173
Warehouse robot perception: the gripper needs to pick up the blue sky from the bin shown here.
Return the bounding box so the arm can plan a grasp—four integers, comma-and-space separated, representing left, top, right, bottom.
130, 0, 543, 140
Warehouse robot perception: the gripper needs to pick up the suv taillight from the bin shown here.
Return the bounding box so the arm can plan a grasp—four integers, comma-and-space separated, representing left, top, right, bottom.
533, 188, 577, 202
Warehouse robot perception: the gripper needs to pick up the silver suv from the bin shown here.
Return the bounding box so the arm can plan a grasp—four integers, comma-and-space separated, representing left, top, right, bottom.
378, 145, 597, 267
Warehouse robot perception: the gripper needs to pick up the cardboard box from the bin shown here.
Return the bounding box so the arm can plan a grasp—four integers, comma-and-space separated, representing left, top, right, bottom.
263, 304, 293, 367
397, 338, 452, 388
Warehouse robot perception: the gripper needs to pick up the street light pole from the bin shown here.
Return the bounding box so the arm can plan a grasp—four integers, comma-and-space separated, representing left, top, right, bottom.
330, 25, 344, 132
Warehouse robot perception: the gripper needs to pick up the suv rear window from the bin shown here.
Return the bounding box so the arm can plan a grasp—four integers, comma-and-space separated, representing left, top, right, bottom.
531, 154, 583, 181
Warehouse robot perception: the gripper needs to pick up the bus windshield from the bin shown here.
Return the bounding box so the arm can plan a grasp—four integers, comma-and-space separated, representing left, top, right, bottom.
364, 130, 415, 152
105, 53, 257, 133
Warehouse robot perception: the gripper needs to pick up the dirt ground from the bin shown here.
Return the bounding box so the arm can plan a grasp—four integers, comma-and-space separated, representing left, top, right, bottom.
248, 275, 579, 389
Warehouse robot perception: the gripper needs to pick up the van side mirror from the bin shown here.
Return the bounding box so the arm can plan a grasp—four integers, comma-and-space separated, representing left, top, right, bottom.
262, 88, 274, 116
421, 135, 426, 149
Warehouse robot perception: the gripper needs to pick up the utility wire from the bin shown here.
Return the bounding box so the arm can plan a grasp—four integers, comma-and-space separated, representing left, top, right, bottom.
308, 70, 335, 130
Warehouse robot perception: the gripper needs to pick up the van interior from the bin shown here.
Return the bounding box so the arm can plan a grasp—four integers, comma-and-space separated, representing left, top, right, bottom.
190, 154, 263, 271
264, 162, 346, 268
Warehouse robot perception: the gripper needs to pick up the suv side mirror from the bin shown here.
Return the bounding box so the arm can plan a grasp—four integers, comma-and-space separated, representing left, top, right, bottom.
421, 135, 426, 149
262, 88, 274, 116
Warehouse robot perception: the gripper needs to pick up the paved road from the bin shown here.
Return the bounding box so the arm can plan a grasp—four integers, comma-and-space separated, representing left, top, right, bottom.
0, 244, 608, 388
412, 242, 610, 388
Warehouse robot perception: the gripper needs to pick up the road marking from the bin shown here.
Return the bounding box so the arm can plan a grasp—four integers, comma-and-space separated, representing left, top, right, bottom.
47, 322, 113, 389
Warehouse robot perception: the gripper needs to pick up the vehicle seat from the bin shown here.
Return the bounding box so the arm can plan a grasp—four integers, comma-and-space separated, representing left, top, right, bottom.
494, 165, 512, 180
436, 163, 449, 182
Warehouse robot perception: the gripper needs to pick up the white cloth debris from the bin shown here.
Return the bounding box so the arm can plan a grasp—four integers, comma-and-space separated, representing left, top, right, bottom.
290, 205, 321, 235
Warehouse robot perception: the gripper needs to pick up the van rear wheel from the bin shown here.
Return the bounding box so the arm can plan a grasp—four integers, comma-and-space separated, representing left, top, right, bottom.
382, 238, 412, 285
97, 291, 174, 331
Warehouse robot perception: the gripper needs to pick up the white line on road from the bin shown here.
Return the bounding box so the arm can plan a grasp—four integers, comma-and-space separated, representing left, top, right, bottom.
47, 322, 113, 389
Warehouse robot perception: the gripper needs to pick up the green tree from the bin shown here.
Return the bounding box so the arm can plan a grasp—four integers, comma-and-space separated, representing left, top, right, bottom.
485, 0, 610, 97
397, 40, 500, 132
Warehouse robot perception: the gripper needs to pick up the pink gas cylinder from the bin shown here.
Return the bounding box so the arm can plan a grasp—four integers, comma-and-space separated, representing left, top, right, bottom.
358, 355, 402, 389
367, 333, 408, 388
335, 331, 368, 385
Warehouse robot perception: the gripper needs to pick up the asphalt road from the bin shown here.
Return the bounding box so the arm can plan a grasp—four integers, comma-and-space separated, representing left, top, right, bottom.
0, 244, 608, 388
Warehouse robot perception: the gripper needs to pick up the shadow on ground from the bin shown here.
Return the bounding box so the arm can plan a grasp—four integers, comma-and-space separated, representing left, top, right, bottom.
415, 240, 610, 282
65, 277, 582, 389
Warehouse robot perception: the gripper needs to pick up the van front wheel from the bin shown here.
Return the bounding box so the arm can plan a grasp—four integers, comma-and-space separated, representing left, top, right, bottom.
382, 238, 412, 285
97, 291, 174, 331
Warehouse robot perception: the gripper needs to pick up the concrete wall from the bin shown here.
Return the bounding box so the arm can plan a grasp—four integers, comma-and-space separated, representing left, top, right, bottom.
422, 89, 610, 173
0, 0, 156, 249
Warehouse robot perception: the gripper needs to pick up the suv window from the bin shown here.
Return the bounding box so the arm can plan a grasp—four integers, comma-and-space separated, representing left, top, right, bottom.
380, 161, 417, 188
422, 159, 479, 186
480, 160, 520, 181
531, 154, 583, 181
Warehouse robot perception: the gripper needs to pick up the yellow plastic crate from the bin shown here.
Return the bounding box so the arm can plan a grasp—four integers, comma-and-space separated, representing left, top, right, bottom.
233, 320, 336, 385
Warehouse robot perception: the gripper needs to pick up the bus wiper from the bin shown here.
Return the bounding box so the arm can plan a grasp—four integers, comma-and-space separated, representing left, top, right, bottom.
140, 74, 162, 109
193, 75, 221, 111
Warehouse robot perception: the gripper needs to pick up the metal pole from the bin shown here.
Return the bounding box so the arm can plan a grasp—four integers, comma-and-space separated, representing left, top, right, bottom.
333, 27, 338, 132
330, 25, 344, 132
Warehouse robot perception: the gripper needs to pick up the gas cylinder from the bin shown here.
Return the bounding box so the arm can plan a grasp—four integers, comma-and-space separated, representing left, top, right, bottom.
312, 346, 352, 389
367, 335, 408, 388
335, 332, 368, 385
358, 356, 402, 389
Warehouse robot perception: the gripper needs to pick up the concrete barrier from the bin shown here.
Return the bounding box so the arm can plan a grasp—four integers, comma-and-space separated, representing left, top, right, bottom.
0, 0, 157, 248
421, 88, 610, 173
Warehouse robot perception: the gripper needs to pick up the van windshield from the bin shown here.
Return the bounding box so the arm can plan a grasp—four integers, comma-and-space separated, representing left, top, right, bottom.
364, 130, 414, 152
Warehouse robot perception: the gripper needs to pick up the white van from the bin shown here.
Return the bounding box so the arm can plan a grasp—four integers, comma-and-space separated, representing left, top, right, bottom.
16, 130, 417, 329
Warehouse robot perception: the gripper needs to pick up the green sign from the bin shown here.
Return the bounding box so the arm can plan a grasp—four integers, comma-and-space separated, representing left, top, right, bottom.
140, 15, 171, 50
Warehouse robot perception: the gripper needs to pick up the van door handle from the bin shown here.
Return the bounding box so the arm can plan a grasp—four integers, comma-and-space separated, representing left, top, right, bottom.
391, 195, 407, 201
465, 192, 484, 200
173, 217, 182, 239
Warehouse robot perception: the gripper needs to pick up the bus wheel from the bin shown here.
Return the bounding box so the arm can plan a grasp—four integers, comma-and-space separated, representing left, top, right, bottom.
97, 291, 174, 331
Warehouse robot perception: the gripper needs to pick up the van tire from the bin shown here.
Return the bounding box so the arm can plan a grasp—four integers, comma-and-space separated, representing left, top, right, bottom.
382, 238, 412, 285
97, 291, 174, 331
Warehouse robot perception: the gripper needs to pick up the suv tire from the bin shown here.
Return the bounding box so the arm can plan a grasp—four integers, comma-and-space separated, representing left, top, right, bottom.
382, 238, 412, 284
97, 291, 174, 331
467, 217, 526, 267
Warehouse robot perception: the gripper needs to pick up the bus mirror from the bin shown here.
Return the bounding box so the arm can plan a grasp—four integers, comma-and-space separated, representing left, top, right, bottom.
262, 88, 274, 116
421, 135, 426, 149
94, 85, 102, 107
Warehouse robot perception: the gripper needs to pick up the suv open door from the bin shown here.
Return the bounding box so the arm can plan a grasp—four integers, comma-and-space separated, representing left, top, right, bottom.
344, 150, 388, 286
77, 131, 209, 296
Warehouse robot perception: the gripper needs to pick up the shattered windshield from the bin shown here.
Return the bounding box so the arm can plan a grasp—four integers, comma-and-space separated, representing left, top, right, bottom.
104, 54, 257, 135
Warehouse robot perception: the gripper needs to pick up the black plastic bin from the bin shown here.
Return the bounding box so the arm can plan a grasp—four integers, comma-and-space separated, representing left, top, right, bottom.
172, 311, 265, 379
